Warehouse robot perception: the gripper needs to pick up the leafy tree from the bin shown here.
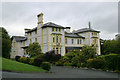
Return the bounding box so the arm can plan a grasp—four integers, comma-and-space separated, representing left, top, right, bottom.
1, 27, 11, 58
102, 40, 120, 55
27, 42, 41, 57
81, 45, 97, 61
63, 46, 97, 64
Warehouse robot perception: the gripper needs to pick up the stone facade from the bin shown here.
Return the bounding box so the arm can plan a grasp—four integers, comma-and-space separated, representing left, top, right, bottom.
10, 13, 101, 58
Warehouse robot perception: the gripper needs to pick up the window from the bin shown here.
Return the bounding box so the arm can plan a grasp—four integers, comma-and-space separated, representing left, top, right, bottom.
53, 37, 55, 43
59, 37, 61, 43
92, 33, 94, 35
59, 28, 61, 32
56, 36, 58, 43
80, 39, 82, 44
65, 38, 67, 44
52, 28, 54, 31
77, 39, 79, 44
56, 28, 57, 31
35, 38, 37, 42
72, 39, 74, 44
56, 48, 58, 54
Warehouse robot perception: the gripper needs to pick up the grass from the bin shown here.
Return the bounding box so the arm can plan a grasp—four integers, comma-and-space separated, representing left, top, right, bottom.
0, 57, 1, 70
2, 57, 46, 72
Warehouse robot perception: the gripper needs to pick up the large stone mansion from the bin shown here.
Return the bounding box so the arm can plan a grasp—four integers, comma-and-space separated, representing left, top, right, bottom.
11, 13, 101, 58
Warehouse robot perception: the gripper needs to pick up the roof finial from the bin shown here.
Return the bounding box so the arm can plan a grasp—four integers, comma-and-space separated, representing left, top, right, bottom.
89, 21, 91, 29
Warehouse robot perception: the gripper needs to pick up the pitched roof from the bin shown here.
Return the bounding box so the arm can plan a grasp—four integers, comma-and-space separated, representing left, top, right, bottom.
65, 32, 85, 38
41, 22, 65, 29
11, 36, 27, 42
25, 27, 37, 33
73, 28, 100, 33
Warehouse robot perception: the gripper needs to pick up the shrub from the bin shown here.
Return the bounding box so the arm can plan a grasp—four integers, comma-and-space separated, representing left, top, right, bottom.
29, 58, 34, 65
87, 58, 105, 69
41, 62, 51, 71
15, 56, 21, 61
64, 62, 71, 66
77, 63, 81, 68
35, 53, 45, 59
27, 42, 41, 57
103, 54, 120, 71
34, 58, 44, 67
19, 57, 30, 64
71, 56, 79, 67
44, 51, 61, 63
55, 60, 64, 66
80, 63, 86, 67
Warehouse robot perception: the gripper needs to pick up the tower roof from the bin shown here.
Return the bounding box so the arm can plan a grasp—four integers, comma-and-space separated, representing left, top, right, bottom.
73, 28, 100, 33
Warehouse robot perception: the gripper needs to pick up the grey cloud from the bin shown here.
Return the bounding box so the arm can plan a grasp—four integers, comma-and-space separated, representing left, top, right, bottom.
2, 2, 118, 39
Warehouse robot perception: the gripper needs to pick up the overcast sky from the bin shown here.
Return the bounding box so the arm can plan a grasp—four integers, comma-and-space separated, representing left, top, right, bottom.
2, 2, 118, 40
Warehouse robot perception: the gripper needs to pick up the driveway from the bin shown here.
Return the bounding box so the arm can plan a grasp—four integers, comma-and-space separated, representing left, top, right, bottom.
2, 66, 120, 78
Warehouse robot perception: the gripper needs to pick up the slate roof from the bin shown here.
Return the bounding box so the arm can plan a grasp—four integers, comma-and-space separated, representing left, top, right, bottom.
25, 22, 65, 33
65, 32, 85, 38
73, 28, 100, 33
25, 27, 37, 33
41, 22, 65, 29
11, 36, 27, 42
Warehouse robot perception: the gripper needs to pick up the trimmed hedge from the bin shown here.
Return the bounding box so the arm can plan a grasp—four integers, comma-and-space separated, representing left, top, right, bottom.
103, 54, 120, 71
87, 54, 120, 71
41, 62, 51, 71
87, 58, 105, 69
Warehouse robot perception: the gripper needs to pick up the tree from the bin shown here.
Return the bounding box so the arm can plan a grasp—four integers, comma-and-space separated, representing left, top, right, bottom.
1, 27, 11, 58
27, 42, 41, 57
102, 40, 120, 55
81, 45, 97, 61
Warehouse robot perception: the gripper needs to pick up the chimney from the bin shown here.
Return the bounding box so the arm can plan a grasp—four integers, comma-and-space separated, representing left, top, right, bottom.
65, 27, 71, 33
37, 13, 43, 26
89, 21, 91, 29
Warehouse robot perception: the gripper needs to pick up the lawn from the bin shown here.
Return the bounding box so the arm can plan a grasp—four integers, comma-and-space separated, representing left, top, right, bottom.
0, 57, 1, 70
2, 57, 46, 72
